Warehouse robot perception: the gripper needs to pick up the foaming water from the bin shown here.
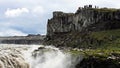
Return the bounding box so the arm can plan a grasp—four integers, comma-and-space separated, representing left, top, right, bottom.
0, 44, 81, 68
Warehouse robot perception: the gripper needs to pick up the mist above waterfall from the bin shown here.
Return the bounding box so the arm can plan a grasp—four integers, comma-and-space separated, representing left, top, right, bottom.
0, 44, 81, 68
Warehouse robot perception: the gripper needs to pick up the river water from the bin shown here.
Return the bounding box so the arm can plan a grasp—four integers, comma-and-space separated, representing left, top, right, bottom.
0, 44, 81, 68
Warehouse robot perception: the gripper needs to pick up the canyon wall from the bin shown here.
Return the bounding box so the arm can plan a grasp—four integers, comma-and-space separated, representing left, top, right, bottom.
47, 5, 120, 36
46, 5, 120, 48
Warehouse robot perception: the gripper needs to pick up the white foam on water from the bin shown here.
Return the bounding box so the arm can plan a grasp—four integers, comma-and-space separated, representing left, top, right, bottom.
0, 44, 81, 68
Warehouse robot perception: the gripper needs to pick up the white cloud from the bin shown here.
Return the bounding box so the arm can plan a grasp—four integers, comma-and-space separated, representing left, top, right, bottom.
1, 0, 120, 36
5, 8, 29, 18
31, 6, 44, 17
0, 29, 27, 36
0, 22, 27, 36
32, 6, 44, 13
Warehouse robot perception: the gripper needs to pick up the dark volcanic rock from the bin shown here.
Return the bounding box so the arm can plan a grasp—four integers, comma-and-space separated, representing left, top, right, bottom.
45, 5, 120, 68
76, 56, 120, 68
47, 5, 120, 36
45, 5, 120, 48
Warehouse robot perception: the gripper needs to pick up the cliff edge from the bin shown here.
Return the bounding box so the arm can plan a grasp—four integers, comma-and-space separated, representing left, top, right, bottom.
45, 5, 120, 68
46, 5, 120, 48
47, 5, 120, 36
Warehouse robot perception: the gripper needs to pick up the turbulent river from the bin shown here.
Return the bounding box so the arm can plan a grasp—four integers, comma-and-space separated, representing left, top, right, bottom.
0, 44, 81, 68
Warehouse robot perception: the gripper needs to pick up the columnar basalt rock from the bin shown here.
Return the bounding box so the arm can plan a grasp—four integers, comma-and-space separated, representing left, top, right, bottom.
46, 5, 120, 47
47, 5, 120, 37
47, 11, 74, 36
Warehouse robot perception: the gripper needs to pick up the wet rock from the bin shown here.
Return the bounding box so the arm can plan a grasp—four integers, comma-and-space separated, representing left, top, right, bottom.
76, 56, 120, 68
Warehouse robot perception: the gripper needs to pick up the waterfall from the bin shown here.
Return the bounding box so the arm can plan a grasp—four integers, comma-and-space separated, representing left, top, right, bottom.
0, 44, 81, 68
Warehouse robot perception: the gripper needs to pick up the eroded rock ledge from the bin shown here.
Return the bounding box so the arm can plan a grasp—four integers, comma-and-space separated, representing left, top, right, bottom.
47, 5, 120, 36
45, 5, 120, 48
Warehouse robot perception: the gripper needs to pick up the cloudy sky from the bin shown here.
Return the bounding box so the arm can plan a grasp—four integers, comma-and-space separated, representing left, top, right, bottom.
0, 0, 120, 36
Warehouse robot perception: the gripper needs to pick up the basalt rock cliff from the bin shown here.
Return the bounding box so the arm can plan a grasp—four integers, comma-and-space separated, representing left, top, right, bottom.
45, 5, 120, 68
46, 5, 120, 48
47, 5, 120, 36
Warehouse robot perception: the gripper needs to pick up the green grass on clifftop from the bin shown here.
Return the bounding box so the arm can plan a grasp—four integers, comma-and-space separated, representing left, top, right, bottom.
90, 29, 120, 49
94, 8, 118, 12
46, 29, 120, 49
68, 29, 120, 60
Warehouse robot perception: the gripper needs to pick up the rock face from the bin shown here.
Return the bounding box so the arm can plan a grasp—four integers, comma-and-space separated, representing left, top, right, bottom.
0, 35, 45, 44
76, 56, 120, 68
47, 5, 120, 36
46, 5, 120, 47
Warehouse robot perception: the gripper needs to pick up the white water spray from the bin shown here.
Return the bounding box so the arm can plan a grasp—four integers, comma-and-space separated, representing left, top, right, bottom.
0, 44, 81, 68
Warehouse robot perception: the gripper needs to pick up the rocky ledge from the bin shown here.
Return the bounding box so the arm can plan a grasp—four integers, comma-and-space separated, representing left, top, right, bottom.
76, 56, 120, 68
0, 34, 45, 44
45, 5, 120, 48
47, 5, 120, 36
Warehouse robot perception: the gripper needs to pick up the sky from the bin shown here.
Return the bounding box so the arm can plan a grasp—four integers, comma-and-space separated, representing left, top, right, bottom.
0, 0, 120, 36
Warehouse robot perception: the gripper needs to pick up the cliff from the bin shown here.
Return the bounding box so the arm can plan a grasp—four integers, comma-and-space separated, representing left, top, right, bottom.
45, 5, 120, 68
47, 5, 120, 36
0, 35, 45, 44
46, 5, 120, 48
